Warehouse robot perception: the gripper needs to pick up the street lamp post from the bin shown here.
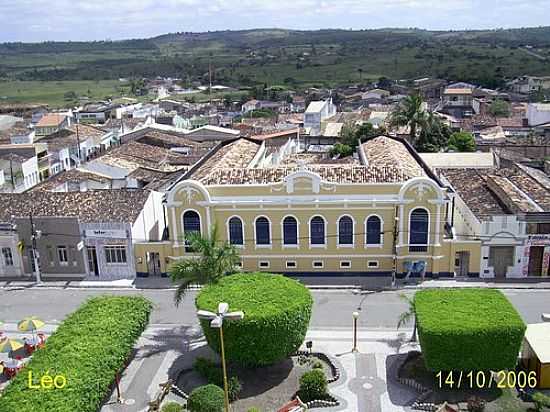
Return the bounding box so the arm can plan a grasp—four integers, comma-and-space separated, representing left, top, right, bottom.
197, 303, 244, 412
352, 311, 359, 353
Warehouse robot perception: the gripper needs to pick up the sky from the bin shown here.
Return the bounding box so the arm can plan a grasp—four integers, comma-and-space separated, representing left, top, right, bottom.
1, 0, 549, 42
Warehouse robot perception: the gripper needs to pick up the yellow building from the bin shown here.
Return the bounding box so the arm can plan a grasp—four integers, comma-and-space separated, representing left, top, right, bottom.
134, 135, 480, 285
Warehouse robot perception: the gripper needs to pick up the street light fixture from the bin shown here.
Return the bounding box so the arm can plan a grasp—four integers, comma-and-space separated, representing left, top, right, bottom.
197, 302, 244, 412
352, 311, 359, 353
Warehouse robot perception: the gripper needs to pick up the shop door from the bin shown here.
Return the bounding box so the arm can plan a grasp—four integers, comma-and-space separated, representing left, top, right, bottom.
489, 246, 514, 278
528, 246, 544, 276
147, 252, 161, 277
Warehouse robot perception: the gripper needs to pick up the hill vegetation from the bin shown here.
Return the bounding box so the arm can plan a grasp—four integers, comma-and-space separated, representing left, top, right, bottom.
1, 27, 550, 95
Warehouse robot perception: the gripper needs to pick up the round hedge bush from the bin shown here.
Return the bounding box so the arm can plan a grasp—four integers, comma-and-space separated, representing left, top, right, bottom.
297, 369, 328, 402
196, 273, 313, 367
187, 384, 224, 412
161, 402, 184, 412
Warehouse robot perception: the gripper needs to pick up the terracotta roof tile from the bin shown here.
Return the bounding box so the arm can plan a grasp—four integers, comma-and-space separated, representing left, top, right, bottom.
0, 190, 149, 223
191, 138, 260, 182
361, 136, 424, 179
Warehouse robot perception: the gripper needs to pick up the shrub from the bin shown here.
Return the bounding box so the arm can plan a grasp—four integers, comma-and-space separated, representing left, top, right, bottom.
297, 369, 328, 402
187, 384, 225, 412
193, 357, 241, 401
247, 408, 262, 412
161, 402, 185, 412
416, 289, 526, 372
196, 273, 313, 367
312, 360, 324, 369
0, 296, 152, 412
533, 392, 550, 412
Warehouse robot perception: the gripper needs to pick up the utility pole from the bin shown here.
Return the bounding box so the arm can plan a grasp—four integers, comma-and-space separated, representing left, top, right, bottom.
9, 156, 15, 190
29, 213, 42, 284
75, 116, 81, 166
391, 206, 399, 288
209, 57, 213, 107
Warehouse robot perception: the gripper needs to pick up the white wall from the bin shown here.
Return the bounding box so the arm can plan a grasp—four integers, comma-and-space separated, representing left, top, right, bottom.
527, 103, 550, 126
0, 169, 4, 187
479, 215, 526, 278
21, 156, 39, 190
0, 233, 24, 277
132, 191, 165, 242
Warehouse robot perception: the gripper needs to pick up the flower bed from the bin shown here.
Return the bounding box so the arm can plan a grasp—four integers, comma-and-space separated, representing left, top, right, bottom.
0, 296, 152, 412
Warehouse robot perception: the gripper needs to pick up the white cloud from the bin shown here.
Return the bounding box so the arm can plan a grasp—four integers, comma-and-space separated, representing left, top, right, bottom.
0, 0, 545, 42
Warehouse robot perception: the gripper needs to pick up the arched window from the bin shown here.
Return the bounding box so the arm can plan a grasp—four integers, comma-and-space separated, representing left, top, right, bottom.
409, 208, 429, 252
255, 217, 271, 245
338, 216, 353, 245
228, 217, 243, 246
183, 210, 201, 252
310, 216, 325, 245
283, 216, 298, 245
366, 216, 382, 245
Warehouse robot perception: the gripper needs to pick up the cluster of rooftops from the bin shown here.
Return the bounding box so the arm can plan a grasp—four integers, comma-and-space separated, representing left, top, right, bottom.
0, 125, 549, 225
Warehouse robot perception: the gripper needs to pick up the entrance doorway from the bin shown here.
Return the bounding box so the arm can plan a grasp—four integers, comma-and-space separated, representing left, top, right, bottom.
454, 251, 470, 277
87, 246, 99, 276
489, 246, 514, 278
147, 252, 161, 277
528, 246, 544, 276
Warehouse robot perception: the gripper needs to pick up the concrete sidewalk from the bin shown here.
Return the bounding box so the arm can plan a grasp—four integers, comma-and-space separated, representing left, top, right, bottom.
2, 277, 550, 291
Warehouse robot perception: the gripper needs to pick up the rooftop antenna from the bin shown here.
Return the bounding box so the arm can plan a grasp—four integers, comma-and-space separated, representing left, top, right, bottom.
209, 57, 213, 107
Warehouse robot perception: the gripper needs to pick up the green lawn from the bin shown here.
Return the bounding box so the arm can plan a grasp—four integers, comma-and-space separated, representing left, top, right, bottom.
0, 80, 134, 108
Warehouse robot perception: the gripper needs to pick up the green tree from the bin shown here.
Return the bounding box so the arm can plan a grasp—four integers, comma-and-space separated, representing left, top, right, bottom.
329, 143, 353, 158
488, 99, 510, 117
448, 131, 476, 152
397, 294, 417, 342
170, 225, 240, 305
389, 93, 426, 145
416, 112, 451, 152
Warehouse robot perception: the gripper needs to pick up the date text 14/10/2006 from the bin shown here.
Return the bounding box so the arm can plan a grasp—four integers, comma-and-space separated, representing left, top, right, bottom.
436, 370, 537, 389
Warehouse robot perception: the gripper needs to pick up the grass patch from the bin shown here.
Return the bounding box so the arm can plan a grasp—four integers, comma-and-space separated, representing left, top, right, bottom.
0, 295, 152, 412
0, 80, 135, 108
415, 288, 526, 372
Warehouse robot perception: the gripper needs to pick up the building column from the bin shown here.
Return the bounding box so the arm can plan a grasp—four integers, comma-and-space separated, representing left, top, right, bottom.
170, 207, 179, 244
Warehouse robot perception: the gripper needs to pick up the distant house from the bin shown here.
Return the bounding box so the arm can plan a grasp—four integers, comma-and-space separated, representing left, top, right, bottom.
0, 152, 39, 192
184, 125, 240, 142
35, 114, 70, 137
76, 103, 116, 124
241, 99, 281, 113
440, 88, 479, 118
303, 98, 337, 135
509, 76, 550, 94
527, 103, 550, 127
362, 89, 390, 100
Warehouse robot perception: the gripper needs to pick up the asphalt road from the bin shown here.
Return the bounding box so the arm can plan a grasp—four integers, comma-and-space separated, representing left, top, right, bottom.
1, 287, 549, 329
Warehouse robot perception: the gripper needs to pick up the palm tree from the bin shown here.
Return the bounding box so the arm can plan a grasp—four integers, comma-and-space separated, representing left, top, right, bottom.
170, 225, 240, 306
397, 293, 417, 342
389, 93, 426, 145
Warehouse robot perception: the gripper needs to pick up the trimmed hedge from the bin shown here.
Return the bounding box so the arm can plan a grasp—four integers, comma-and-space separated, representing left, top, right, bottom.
193, 357, 242, 400
415, 288, 526, 372
161, 402, 185, 412
0, 296, 152, 412
196, 273, 313, 367
297, 369, 328, 402
187, 384, 225, 412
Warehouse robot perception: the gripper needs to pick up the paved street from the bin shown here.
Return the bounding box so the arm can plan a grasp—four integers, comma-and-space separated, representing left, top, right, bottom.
2, 288, 549, 328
